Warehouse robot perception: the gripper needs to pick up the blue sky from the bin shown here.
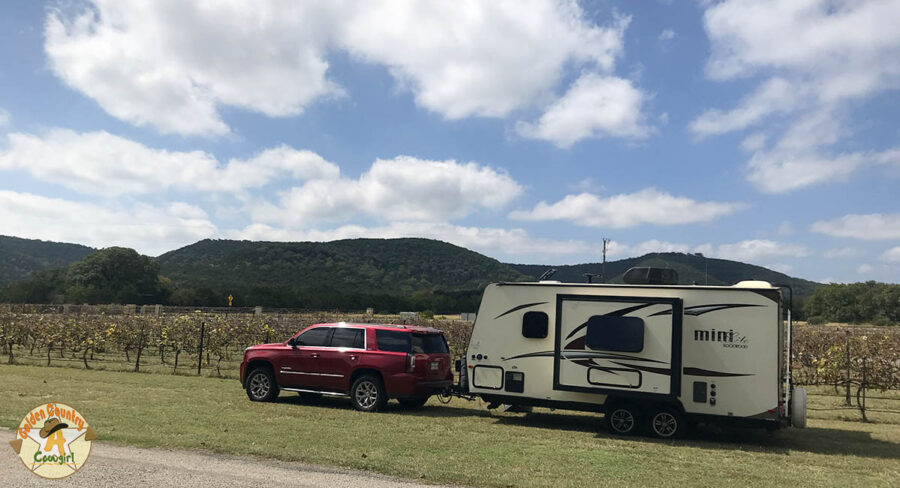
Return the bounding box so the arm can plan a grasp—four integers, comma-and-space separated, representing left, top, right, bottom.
0, 0, 898, 283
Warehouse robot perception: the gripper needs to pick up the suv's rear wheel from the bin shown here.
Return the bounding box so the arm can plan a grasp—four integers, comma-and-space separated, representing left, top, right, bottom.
398, 396, 430, 408
351, 375, 387, 412
246, 367, 278, 402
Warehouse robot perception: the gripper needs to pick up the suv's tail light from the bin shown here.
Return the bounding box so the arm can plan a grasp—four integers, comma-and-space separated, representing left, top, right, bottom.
406, 353, 416, 373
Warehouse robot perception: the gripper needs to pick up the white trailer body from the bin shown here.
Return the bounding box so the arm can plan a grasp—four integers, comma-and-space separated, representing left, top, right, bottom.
462, 280, 805, 434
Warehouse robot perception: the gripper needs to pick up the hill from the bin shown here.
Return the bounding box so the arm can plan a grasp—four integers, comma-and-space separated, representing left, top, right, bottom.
157, 238, 530, 296
0, 235, 94, 285
508, 252, 821, 298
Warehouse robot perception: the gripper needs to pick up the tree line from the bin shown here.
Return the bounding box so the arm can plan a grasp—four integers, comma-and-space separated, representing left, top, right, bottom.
804, 282, 900, 325
0, 247, 481, 313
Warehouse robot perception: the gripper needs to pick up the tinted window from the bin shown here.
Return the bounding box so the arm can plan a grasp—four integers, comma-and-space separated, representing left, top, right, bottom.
412, 333, 448, 354
585, 316, 644, 352
522, 311, 548, 339
375, 330, 411, 353
296, 327, 332, 347
330, 328, 364, 349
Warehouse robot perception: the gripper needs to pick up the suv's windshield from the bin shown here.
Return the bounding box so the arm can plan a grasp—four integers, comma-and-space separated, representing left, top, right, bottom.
411, 333, 448, 354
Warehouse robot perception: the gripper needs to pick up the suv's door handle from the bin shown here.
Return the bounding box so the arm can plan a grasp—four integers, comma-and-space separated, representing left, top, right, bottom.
310, 353, 319, 359
350, 355, 358, 361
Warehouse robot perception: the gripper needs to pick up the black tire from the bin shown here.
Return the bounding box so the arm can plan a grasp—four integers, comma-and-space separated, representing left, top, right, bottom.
350, 375, 387, 412
398, 396, 430, 408
647, 408, 685, 439
605, 403, 641, 436
245, 367, 278, 402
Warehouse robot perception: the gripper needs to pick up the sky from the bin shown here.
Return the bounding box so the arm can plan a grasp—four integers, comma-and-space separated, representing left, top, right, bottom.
0, 0, 898, 284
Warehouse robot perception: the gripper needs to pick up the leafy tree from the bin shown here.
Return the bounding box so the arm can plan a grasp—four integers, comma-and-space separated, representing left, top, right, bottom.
64, 248, 170, 304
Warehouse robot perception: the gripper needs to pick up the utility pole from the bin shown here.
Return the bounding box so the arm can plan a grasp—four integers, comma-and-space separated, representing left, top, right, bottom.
601, 238, 610, 283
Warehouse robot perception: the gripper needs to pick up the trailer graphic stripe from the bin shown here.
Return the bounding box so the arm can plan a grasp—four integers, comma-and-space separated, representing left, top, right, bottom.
564, 302, 659, 339
609, 361, 672, 376
494, 302, 548, 319
503, 350, 668, 364
648, 303, 761, 317
682, 367, 753, 377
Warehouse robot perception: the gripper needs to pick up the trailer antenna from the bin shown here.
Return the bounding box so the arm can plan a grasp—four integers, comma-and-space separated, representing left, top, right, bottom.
601, 238, 610, 282
538, 268, 557, 281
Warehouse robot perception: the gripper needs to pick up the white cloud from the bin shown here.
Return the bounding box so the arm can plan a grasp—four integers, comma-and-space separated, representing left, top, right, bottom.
703, 0, 900, 93
857, 263, 874, 275
777, 221, 794, 235
811, 213, 900, 240
0, 130, 339, 196
0, 191, 216, 255
824, 247, 861, 259
696, 0, 900, 191
45, 1, 632, 135
697, 239, 809, 262
516, 73, 651, 148
689, 78, 801, 137
509, 188, 741, 228
255, 156, 523, 225
658, 29, 676, 42
880, 246, 900, 263
740, 108, 897, 193
0, 107, 9, 129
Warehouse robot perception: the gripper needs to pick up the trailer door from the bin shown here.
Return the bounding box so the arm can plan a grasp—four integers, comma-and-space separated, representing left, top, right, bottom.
554, 295, 682, 397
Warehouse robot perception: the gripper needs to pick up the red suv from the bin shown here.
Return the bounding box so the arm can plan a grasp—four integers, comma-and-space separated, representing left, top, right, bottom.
240, 323, 453, 411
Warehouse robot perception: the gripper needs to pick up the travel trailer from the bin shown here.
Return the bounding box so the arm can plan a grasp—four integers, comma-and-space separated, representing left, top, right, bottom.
456, 269, 807, 438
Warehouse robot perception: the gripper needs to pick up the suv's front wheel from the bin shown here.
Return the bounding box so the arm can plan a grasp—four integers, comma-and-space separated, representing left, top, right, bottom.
351, 375, 387, 412
246, 367, 278, 402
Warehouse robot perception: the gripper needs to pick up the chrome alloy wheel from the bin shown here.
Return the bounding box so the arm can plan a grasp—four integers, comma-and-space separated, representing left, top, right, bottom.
651, 411, 678, 438
355, 380, 379, 409
610, 408, 636, 434
249, 372, 270, 399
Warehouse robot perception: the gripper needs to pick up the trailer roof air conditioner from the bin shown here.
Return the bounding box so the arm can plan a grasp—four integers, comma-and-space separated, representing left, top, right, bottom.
622, 267, 678, 285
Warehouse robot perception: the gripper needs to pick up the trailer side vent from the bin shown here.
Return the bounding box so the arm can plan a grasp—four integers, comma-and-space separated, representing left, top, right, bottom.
693, 381, 707, 403
505, 371, 525, 393
522, 311, 549, 339
585, 316, 644, 352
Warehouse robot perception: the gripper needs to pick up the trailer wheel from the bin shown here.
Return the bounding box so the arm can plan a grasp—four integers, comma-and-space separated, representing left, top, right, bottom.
605, 404, 640, 435
648, 408, 684, 439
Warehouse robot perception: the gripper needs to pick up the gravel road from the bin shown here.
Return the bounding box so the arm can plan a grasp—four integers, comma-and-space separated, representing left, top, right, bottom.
2, 430, 452, 487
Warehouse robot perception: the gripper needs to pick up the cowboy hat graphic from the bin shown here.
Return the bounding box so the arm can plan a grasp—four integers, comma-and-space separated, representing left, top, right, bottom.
39, 418, 69, 439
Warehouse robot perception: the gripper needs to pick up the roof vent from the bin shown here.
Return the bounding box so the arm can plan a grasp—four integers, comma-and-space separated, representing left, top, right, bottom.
623, 267, 678, 285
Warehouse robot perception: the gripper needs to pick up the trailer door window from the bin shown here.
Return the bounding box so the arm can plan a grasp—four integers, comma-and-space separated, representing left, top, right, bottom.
585, 316, 644, 352
522, 311, 548, 339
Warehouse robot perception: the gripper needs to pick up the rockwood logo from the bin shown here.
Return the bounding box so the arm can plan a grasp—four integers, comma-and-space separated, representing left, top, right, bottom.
8, 403, 96, 479
693, 328, 749, 349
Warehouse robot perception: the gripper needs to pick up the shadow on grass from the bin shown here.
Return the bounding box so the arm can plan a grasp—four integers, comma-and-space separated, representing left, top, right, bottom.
273, 393, 494, 419
272, 392, 899, 460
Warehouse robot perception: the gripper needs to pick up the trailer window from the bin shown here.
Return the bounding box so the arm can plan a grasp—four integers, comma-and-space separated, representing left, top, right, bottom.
375, 330, 411, 353
585, 316, 644, 352
522, 311, 548, 339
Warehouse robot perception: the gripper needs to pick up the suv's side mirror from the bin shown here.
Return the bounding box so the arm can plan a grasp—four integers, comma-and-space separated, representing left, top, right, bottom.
288, 337, 298, 347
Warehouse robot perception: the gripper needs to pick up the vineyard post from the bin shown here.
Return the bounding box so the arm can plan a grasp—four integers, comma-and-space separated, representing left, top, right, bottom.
197, 320, 205, 375
844, 330, 851, 406
858, 357, 868, 422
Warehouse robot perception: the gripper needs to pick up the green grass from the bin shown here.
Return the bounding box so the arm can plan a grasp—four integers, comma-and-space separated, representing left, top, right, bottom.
1, 365, 898, 487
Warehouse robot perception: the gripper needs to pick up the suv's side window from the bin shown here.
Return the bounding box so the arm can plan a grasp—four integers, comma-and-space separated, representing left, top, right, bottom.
330, 328, 364, 349
375, 330, 410, 352
295, 327, 333, 347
